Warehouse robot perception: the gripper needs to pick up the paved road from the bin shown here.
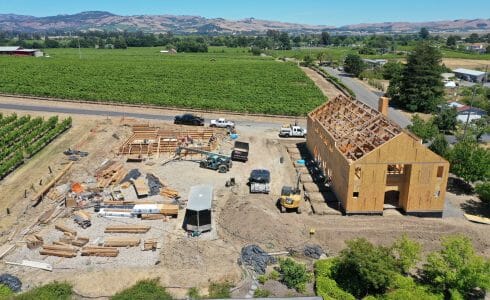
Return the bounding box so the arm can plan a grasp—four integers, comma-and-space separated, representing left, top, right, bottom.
0, 101, 285, 129
321, 66, 412, 128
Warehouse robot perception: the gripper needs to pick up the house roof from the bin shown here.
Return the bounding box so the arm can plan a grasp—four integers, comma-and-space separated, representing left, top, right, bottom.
310, 95, 403, 162
0, 46, 21, 52
187, 184, 213, 211
453, 68, 486, 76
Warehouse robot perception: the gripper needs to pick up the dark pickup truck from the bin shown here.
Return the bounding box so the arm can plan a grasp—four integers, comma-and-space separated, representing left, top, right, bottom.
231, 141, 249, 162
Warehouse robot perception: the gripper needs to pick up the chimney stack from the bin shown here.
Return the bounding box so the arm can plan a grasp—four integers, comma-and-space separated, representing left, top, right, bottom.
378, 97, 389, 117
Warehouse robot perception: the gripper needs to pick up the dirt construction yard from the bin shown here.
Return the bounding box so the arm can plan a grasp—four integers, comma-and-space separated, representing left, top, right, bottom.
0, 108, 489, 298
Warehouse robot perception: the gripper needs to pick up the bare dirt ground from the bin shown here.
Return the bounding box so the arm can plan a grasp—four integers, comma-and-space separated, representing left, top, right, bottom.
301, 67, 342, 100
0, 108, 489, 298
442, 58, 490, 70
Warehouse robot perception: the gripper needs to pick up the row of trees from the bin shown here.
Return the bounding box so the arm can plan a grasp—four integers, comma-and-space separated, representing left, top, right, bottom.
5, 28, 489, 52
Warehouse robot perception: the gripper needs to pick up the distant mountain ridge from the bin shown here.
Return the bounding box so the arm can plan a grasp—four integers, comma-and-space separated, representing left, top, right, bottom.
0, 11, 489, 34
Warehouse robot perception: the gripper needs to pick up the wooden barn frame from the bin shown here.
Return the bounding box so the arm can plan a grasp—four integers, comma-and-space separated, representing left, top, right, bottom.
306, 95, 449, 216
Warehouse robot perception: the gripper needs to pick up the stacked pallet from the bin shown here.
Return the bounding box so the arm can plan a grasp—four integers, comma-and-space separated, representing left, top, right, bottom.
40, 244, 77, 258
81, 246, 119, 257
96, 161, 127, 188
142, 239, 158, 251
104, 237, 141, 247
161, 187, 179, 198
104, 225, 150, 233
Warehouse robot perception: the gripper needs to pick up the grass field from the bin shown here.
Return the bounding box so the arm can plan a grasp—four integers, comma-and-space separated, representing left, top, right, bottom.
0, 47, 325, 116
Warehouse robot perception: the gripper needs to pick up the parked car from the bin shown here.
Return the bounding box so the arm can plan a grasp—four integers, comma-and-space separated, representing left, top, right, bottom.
174, 114, 204, 126
210, 118, 235, 128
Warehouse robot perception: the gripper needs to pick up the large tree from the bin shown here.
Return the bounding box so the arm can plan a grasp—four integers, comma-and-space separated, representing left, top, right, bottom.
448, 140, 490, 182
390, 42, 444, 112
320, 31, 331, 45
344, 54, 365, 77
423, 235, 490, 298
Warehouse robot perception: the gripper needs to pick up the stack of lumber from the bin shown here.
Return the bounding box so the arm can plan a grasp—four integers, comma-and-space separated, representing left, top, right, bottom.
26, 235, 44, 249
72, 236, 89, 247
81, 246, 119, 257
132, 178, 149, 197
142, 239, 158, 251
141, 214, 166, 220
160, 204, 179, 216
40, 244, 77, 258
161, 187, 179, 198
104, 225, 150, 233
55, 224, 77, 236
96, 161, 127, 188
104, 237, 141, 247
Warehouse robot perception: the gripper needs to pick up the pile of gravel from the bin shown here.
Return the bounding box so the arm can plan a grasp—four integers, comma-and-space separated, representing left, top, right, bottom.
303, 245, 324, 259
0, 274, 22, 292
240, 245, 276, 274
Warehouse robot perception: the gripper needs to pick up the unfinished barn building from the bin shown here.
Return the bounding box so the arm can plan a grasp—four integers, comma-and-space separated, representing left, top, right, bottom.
307, 95, 449, 217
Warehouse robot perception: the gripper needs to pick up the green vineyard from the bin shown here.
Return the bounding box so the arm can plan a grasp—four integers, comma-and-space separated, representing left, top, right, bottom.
0, 47, 326, 116
0, 113, 72, 179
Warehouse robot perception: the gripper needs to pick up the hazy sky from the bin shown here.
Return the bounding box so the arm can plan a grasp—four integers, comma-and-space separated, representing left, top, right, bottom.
1, 0, 489, 26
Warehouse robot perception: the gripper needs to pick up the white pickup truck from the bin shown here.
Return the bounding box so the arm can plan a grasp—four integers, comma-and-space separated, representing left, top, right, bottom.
279, 124, 307, 138
210, 118, 235, 128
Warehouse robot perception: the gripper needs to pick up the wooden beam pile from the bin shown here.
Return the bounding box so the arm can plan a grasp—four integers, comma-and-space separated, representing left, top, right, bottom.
26, 235, 43, 249
81, 246, 119, 257
96, 161, 127, 188
39, 244, 77, 258
161, 187, 179, 198
104, 225, 150, 233
72, 236, 89, 247
104, 237, 141, 247
142, 239, 158, 251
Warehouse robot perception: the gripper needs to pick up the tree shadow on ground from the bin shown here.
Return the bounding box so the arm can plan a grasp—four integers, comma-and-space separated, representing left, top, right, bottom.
460, 199, 490, 217
447, 177, 474, 196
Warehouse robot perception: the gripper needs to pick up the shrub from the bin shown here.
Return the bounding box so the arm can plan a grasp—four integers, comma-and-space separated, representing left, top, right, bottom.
111, 279, 172, 300
331, 238, 399, 298
257, 275, 268, 285
316, 277, 355, 300
268, 270, 280, 281
390, 235, 421, 274
0, 284, 13, 298
187, 287, 201, 300
423, 235, 490, 297
475, 182, 490, 204
278, 258, 312, 293
208, 282, 232, 299
253, 288, 271, 298
15, 282, 72, 300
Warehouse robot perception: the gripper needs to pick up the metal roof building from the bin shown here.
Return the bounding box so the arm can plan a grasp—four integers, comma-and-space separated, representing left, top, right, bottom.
0, 46, 43, 57
453, 68, 487, 83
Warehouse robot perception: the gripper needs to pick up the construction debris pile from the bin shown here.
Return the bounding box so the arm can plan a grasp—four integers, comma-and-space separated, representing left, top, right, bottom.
303, 245, 325, 259
240, 245, 276, 274
118, 124, 222, 160
0, 274, 22, 292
